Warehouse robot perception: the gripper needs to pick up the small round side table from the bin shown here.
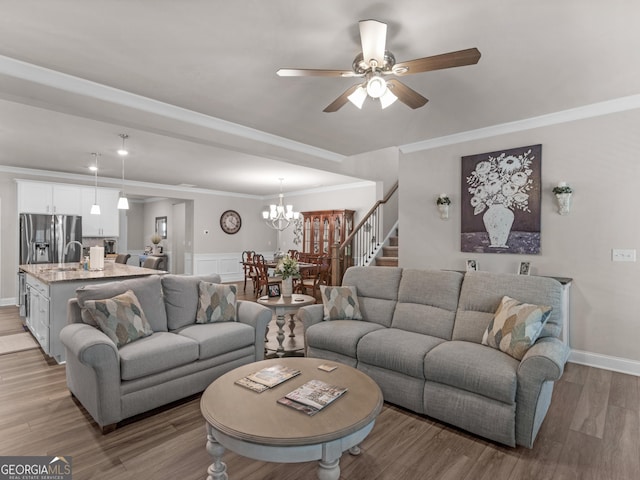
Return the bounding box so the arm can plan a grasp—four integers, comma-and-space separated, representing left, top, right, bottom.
257, 294, 315, 357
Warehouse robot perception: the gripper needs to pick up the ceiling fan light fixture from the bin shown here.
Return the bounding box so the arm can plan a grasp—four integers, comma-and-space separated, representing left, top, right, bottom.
380, 88, 398, 109
347, 86, 367, 109
366, 75, 387, 98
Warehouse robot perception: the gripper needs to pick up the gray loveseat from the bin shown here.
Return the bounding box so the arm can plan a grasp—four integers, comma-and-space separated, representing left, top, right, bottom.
60, 274, 271, 432
298, 266, 569, 448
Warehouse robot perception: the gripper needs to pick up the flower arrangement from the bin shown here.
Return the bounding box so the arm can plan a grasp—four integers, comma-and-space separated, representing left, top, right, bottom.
274, 254, 300, 280
150, 233, 162, 245
436, 194, 451, 205
466, 149, 535, 215
552, 182, 573, 195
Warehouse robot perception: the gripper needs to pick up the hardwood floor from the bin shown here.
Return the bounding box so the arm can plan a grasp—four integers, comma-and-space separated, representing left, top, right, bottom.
1, 292, 638, 479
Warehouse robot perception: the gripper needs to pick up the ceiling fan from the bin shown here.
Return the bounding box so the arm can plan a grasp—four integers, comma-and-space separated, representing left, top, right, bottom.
277, 19, 481, 112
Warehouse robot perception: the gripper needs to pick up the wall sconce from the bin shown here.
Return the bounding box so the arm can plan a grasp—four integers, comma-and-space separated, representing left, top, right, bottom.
552, 182, 573, 215
436, 193, 451, 220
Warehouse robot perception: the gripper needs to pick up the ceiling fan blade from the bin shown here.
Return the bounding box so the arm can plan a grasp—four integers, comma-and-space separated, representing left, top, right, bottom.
323, 84, 362, 113
359, 19, 387, 66
386, 79, 428, 109
277, 68, 358, 78
392, 47, 481, 76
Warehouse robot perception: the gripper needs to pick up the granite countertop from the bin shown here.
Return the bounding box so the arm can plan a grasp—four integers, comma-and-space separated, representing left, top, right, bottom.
19, 262, 165, 284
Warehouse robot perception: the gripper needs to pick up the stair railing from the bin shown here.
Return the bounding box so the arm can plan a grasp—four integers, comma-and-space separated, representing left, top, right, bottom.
331, 181, 398, 285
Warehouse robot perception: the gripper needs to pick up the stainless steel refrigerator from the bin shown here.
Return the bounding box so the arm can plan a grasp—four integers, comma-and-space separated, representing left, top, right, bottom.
18, 213, 83, 316
19, 213, 83, 265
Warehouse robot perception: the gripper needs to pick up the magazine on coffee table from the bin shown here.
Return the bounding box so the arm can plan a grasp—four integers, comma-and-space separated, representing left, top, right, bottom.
235, 364, 301, 392
281, 379, 348, 412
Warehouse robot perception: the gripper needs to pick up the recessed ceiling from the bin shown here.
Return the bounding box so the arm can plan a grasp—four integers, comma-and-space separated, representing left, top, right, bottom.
0, 0, 638, 196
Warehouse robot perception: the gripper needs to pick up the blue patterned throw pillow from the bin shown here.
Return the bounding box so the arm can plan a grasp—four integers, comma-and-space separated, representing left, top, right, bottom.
320, 285, 363, 321
196, 282, 237, 323
83, 290, 153, 348
482, 295, 552, 360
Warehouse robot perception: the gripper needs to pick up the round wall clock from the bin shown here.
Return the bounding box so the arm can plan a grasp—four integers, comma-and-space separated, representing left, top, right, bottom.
220, 210, 242, 234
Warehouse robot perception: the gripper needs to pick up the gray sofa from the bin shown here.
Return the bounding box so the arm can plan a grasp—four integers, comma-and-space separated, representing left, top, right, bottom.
298, 266, 570, 448
60, 273, 271, 432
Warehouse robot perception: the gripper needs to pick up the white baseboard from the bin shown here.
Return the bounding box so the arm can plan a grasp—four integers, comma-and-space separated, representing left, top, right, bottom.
0, 297, 17, 307
569, 349, 640, 377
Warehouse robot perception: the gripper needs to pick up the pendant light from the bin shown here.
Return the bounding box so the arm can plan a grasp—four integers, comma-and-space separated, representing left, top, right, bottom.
117, 133, 129, 210
90, 153, 101, 215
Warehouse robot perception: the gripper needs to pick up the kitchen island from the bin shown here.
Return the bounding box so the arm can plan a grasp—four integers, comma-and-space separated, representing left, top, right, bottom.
19, 262, 165, 364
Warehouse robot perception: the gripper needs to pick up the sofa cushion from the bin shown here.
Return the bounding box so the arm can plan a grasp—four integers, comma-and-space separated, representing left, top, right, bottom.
162, 274, 222, 330
178, 322, 255, 359
392, 269, 464, 340
76, 275, 168, 332
118, 332, 199, 381
83, 290, 154, 348
424, 341, 519, 404
452, 271, 562, 344
305, 320, 384, 358
482, 296, 552, 360
342, 266, 402, 327
320, 285, 362, 320
357, 328, 446, 378
196, 282, 237, 323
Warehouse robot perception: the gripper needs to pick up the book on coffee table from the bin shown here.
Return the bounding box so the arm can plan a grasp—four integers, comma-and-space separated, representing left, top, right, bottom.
280, 379, 348, 413
235, 364, 301, 392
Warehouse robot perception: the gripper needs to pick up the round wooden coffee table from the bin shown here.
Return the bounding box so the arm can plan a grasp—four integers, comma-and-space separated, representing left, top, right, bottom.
200, 357, 383, 480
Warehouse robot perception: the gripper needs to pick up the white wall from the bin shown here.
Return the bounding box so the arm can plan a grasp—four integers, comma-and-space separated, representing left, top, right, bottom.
400, 108, 640, 371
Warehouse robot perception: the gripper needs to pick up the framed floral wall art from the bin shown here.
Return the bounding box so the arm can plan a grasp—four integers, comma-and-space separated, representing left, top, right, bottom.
461, 144, 542, 254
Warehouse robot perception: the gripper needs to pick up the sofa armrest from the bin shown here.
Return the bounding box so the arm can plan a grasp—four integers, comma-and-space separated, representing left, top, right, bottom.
236, 300, 272, 361
298, 304, 324, 332
518, 336, 569, 382
59, 323, 122, 428
60, 323, 119, 367
515, 336, 570, 447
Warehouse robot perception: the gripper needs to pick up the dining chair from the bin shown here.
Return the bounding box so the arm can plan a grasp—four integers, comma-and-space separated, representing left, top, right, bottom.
114, 253, 130, 264
142, 256, 164, 270
253, 253, 281, 297
242, 250, 258, 293
295, 255, 331, 299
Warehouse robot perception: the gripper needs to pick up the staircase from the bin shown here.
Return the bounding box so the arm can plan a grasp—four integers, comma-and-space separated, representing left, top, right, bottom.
374, 234, 398, 267
330, 181, 399, 285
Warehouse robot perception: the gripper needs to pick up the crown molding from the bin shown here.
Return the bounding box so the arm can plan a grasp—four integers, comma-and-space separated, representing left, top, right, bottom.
3, 165, 373, 200
400, 94, 640, 154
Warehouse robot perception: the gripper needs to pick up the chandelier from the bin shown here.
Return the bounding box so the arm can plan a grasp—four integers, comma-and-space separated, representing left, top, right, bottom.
262, 178, 300, 231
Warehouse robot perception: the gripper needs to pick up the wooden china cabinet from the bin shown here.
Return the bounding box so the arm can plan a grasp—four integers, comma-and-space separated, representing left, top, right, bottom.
301, 210, 355, 255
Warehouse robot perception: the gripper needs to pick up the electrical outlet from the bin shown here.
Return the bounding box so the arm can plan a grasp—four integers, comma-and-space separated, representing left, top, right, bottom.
612, 249, 636, 262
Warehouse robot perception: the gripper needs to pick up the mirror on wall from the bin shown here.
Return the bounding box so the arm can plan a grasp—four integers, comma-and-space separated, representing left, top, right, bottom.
155, 216, 167, 239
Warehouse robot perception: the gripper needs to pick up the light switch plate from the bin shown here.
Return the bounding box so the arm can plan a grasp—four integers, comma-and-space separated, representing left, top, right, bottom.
612, 249, 636, 262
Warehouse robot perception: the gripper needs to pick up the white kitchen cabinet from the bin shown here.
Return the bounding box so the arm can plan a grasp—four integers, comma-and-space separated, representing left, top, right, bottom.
25, 276, 50, 355
81, 187, 120, 236
17, 180, 82, 215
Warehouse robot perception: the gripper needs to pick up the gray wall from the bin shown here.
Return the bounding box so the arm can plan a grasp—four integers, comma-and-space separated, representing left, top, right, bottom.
400, 107, 640, 365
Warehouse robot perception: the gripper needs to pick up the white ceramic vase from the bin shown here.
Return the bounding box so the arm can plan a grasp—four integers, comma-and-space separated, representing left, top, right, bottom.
153, 244, 162, 254
281, 277, 293, 297
555, 193, 572, 215
437, 204, 449, 220
482, 204, 514, 248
